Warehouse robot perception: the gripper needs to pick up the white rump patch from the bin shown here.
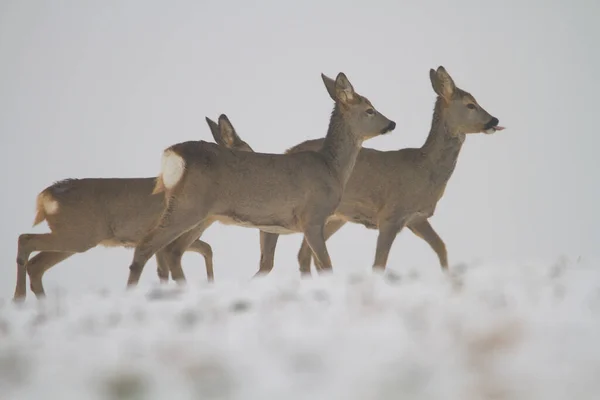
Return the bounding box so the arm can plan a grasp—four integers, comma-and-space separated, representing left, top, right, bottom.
44, 199, 59, 214
42, 194, 59, 215
161, 150, 186, 190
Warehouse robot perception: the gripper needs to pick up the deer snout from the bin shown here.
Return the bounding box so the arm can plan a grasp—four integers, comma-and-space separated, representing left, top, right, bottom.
382, 121, 396, 134
483, 117, 504, 134
485, 117, 499, 130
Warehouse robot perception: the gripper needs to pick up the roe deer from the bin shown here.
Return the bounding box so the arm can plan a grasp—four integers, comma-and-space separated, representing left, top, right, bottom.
14, 123, 254, 301
125, 72, 396, 286
142, 114, 263, 284
255, 66, 504, 276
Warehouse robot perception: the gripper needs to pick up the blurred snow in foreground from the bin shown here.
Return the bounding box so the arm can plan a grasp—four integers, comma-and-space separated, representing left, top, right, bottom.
1, 259, 600, 400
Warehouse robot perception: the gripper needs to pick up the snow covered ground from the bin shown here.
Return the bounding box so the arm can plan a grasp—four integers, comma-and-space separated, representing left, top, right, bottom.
1, 258, 600, 400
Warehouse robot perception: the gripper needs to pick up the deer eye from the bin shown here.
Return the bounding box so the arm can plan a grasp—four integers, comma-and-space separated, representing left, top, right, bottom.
366, 108, 375, 115
466, 103, 476, 110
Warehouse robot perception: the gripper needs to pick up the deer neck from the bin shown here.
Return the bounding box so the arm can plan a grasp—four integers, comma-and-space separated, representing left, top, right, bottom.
419, 98, 465, 184
319, 104, 363, 187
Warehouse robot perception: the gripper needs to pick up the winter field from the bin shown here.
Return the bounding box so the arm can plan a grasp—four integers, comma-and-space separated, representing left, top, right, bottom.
1, 258, 600, 400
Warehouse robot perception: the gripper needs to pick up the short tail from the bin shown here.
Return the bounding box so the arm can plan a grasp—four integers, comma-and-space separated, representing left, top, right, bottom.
152, 148, 186, 195
152, 175, 165, 195
32, 190, 57, 226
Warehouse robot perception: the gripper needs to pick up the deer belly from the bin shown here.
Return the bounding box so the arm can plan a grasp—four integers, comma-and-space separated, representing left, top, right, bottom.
255, 225, 296, 235
216, 215, 296, 235
99, 238, 138, 248
334, 202, 378, 229
341, 212, 377, 229
406, 210, 434, 225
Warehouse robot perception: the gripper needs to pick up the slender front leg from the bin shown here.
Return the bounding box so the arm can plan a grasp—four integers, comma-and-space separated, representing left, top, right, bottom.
408, 219, 448, 269
156, 239, 214, 284
155, 251, 170, 283
303, 224, 333, 271
298, 219, 346, 275
254, 231, 279, 277
187, 239, 214, 281
373, 219, 406, 271
161, 221, 211, 284
297, 238, 313, 276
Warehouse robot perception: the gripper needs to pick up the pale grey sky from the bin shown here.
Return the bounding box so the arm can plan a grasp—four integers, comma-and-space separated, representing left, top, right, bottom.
1, 0, 598, 299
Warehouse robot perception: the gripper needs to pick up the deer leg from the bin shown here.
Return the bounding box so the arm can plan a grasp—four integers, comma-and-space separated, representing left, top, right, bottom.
161, 221, 212, 284
373, 219, 406, 271
299, 219, 346, 276
15, 233, 95, 299
14, 263, 27, 301
186, 239, 214, 282
408, 219, 448, 269
297, 238, 314, 276
254, 232, 279, 277
155, 251, 170, 283
17, 233, 97, 267
20, 251, 74, 300
127, 200, 208, 287
303, 224, 333, 271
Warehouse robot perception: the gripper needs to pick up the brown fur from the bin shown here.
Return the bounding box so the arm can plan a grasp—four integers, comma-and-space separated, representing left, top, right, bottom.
14, 178, 211, 301
13, 120, 255, 302
253, 66, 503, 275
124, 72, 396, 286
152, 176, 165, 195
32, 190, 53, 226
140, 116, 261, 284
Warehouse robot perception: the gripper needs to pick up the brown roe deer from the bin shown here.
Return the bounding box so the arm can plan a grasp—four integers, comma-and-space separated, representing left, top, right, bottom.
14, 120, 253, 301
254, 66, 504, 276
125, 72, 396, 286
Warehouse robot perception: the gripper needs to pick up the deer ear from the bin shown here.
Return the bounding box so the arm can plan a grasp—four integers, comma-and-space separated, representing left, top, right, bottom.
321, 73, 337, 101
205, 117, 225, 146
218, 114, 241, 148
430, 69, 442, 96
431, 66, 456, 101
334, 72, 356, 104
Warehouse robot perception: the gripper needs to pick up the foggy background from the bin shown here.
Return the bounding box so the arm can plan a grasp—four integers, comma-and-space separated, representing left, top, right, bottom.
0, 0, 597, 299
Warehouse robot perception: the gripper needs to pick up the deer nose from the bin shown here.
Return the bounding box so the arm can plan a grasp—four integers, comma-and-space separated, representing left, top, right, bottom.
384, 121, 396, 133
485, 117, 499, 129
